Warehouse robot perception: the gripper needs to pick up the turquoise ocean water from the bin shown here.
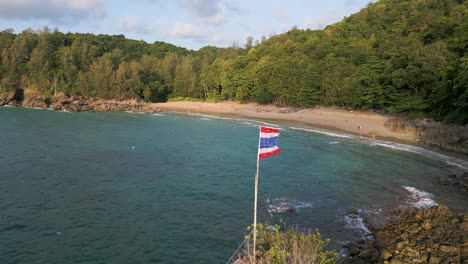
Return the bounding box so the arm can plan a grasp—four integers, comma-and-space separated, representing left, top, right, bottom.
1, 107, 467, 263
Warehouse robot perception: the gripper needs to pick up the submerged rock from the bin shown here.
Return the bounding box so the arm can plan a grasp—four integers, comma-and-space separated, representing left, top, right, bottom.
438, 172, 468, 193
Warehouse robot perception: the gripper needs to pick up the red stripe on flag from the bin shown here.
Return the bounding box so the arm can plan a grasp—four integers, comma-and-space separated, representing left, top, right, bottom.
260, 127, 279, 133
259, 147, 281, 159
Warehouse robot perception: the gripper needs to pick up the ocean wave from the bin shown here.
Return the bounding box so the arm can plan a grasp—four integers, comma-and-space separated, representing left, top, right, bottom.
402, 186, 438, 209
152, 113, 164, 116
187, 113, 235, 121
291, 125, 468, 171
290, 126, 353, 139
328, 141, 340, 145
371, 141, 468, 171
2, 105, 13, 108
241, 121, 255, 126
124, 110, 146, 115
24, 106, 44, 110
258, 121, 282, 128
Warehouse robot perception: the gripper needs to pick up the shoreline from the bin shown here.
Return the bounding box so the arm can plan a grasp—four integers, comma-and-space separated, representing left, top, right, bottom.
152, 101, 417, 143
2, 92, 468, 162
152, 101, 468, 165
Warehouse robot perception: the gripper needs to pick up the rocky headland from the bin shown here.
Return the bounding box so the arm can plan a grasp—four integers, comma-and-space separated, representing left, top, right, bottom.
385, 118, 468, 155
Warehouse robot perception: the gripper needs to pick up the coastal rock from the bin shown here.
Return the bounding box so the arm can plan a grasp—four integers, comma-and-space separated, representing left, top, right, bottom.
0, 89, 15, 106
437, 172, 468, 193
385, 117, 468, 154
343, 205, 467, 264
22, 89, 49, 108
10, 89, 166, 114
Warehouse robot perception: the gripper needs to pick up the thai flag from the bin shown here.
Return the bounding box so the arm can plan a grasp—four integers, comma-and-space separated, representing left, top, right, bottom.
258, 126, 281, 160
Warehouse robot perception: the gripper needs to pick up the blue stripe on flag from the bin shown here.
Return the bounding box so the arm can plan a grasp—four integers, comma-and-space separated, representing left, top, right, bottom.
260, 137, 278, 149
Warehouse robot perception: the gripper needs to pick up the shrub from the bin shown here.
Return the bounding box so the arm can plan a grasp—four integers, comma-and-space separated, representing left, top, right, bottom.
237, 223, 338, 264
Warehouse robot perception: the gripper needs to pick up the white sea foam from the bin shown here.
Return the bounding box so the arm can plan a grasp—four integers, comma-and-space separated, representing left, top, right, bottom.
291, 125, 468, 171
2, 104, 13, 108
290, 126, 353, 139
152, 113, 163, 116
372, 141, 468, 171
24, 106, 44, 110
258, 121, 282, 128
241, 121, 259, 128
444, 160, 468, 170
403, 186, 438, 208
343, 210, 372, 238
328, 141, 340, 145
266, 198, 313, 214
187, 113, 235, 121
125, 110, 146, 115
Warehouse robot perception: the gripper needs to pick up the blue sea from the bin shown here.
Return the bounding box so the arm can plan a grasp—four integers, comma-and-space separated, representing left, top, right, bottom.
1, 107, 467, 263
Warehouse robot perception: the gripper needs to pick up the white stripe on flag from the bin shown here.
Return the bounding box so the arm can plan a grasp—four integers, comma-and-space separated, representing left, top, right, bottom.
259, 146, 279, 154
260, 132, 279, 138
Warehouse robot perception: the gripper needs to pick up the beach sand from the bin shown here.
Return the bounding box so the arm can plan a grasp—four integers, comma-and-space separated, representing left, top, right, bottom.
153, 101, 416, 143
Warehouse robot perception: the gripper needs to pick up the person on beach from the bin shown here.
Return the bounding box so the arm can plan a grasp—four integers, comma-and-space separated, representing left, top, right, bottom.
358, 125, 363, 140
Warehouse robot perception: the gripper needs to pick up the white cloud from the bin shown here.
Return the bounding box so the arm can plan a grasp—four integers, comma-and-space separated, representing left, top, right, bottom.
178, 0, 227, 24
169, 22, 210, 40
165, 22, 234, 47
301, 10, 349, 30
118, 15, 150, 35
0, 0, 105, 24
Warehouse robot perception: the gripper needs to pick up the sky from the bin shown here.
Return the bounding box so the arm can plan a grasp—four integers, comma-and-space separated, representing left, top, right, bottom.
0, 0, 374, 50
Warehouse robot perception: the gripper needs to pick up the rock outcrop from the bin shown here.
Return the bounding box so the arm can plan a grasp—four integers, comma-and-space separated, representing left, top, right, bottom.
5, 89, 162, 113
344, 205, 467, 264
385, 117, 468, 154
1, 89, 20, 106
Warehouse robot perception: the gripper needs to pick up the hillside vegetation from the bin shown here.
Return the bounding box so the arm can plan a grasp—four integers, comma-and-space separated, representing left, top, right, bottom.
0, 0, 467, 123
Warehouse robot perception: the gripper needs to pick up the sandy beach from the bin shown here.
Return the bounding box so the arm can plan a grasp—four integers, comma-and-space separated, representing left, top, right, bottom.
153, 101, 417, 143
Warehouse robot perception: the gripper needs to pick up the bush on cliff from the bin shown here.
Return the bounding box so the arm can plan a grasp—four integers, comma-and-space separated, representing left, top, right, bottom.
237, 223, 337, 264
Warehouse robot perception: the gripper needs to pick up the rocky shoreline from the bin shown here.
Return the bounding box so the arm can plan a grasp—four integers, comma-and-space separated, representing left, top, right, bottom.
344, 205, 467, 264
385, 118, 468, 155
1, 89, 162, 113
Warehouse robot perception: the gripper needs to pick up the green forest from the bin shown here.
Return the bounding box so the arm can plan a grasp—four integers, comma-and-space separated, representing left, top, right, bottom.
0, 0, 467, 123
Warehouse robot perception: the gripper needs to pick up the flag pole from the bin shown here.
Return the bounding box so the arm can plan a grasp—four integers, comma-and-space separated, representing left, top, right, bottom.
253, 126, 261, 263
